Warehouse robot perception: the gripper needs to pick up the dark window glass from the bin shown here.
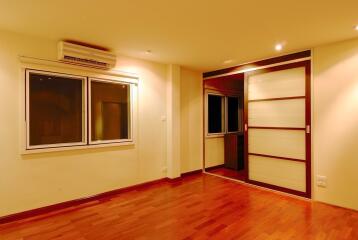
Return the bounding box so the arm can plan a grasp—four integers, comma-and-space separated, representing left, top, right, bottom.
208, 95, 224, 133
228, 96, 239, 132
29, 72, 83, 146
91, 81, 129, 141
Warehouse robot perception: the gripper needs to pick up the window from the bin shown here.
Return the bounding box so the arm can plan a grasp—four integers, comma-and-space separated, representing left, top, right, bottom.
26, 70, 86, 149
25, 69, 134, 151
90, 79, 131, 144
227, 96, 242, 133
206, 92, 243, 136
207, 94, 225, 134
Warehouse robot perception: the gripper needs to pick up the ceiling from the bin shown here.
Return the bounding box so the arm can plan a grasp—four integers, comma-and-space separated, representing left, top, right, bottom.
0, 0, 357, 72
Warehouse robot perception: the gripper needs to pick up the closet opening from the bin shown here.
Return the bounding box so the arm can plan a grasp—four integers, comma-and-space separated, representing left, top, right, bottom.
203, 50, 312, 198
204, 74, 246, 181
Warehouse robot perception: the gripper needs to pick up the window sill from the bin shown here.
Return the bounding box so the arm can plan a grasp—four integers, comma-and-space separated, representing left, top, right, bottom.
206, 133, 225, 138
22, 141, 135, 155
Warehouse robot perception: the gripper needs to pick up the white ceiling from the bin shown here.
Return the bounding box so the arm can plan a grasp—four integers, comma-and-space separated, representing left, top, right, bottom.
0, 0, 357, 71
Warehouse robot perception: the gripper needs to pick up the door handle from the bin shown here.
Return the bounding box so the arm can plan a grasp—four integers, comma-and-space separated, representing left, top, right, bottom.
306, 125, 310, 134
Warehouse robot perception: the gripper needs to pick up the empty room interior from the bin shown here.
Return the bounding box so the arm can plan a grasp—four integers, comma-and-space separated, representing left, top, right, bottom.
0, 1, 358, 239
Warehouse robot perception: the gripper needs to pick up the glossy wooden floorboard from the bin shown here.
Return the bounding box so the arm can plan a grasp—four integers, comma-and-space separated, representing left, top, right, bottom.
207, 167, 246, 181
0, 174, 357, 240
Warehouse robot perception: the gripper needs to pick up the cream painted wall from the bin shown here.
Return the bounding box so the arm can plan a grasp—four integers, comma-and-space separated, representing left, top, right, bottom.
204, 137, 225, 168
313, 38, 358, 210
1, 27, 357, 217
0, 29, 203, 217
180, 68, 203, 173
167, 65, 181, 178
200, 37, 358, 210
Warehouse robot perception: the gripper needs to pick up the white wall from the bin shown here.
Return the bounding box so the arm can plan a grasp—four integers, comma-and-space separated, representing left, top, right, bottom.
2, 28, 357, 216
0, 29, 201, 217
200, 37, 358, 210
167, 65, 182, 178
180, 68, 203, 173
204, 137, 225, 168
313, 38, 358, 210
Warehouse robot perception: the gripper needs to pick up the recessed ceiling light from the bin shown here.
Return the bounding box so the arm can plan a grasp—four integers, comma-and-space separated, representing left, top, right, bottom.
275, 44, 283, 51
355, 25, 358, 31
223, 59, 234, 64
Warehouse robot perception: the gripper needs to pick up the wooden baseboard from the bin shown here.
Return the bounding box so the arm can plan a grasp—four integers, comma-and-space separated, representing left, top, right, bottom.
247, 179, 309, 198
181, 169, 203, 177
0, 172, 201, 225
204, 164, 225, 172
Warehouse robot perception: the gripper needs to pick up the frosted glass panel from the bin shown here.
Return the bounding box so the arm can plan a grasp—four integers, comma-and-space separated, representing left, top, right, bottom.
248, 67, 305, 100
248, 99, 305, 128
205, 137, 224, 168
248, 129, 305, 160
249, 155, 306, 192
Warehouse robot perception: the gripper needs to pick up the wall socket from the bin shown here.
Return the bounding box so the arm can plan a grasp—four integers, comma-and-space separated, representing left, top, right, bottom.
317, 175, 327, 188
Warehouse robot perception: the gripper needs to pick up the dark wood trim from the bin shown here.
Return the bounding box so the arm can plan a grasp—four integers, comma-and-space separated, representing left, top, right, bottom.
203, 50, 311, 78
305, 61, 312, 198
181, 169, 203, 177
203, 52, 311, 198
243, 73, 249, 181
248, 153, 306, 163
248, 126, 305, 131
248, 96, 305, 102
0, 173, 201, 225
244, 60, 312, 198
202, 85, 206, 173
205, 164, 225, 172
244, 60, 310, 77
204, 87, 242, 96
247, 179, 309, 198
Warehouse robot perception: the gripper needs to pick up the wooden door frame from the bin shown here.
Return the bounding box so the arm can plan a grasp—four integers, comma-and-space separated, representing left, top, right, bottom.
243, 60, 311, 198
202, 50, 312, 198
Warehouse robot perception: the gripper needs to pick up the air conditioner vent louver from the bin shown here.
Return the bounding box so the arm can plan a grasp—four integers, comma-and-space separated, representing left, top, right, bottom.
63, 55, 108, 67
58, 41, 116, 69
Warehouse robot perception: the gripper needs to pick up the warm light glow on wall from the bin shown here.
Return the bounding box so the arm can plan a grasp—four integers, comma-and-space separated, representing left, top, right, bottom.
223, 59, 234, 65
275, 44, 283, 51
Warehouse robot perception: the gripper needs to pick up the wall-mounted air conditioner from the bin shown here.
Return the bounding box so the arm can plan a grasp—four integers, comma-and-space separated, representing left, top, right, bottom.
58, 41, 116, 69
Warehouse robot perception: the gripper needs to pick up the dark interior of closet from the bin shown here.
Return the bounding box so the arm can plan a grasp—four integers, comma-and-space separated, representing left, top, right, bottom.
204, 73, 245, 181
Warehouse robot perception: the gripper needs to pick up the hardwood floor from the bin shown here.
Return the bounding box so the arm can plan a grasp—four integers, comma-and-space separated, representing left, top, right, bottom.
0, 173, 357, 240
207, 167, 246, 181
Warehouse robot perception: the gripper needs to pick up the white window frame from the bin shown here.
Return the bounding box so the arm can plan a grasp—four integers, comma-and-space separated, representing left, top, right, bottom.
205, 90, 226, 137
88, 77, 134, 145
20, 57, 139, 154
205, 90, 244, 137
25, 69, 88, 150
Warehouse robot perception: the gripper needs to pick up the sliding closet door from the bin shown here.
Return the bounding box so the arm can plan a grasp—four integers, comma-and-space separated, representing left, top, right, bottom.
245, 61, 311, 197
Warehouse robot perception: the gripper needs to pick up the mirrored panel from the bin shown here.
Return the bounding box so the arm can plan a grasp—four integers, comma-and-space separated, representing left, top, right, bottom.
204, 74, 245, 181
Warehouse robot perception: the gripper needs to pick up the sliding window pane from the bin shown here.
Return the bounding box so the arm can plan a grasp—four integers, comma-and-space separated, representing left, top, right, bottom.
208, 94, 224, 134
91, 80, 130, 141
227, 96, 240, 132
29, 72, 84, 146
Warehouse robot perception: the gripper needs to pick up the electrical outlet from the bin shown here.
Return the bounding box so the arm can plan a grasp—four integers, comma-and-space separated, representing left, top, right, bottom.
317, 175, 327, 188
161, 167, 167, 173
